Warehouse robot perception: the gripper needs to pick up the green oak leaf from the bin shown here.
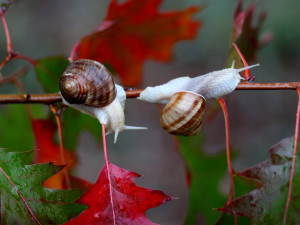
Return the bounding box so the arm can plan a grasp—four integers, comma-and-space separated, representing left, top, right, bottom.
219, 137, 300, 225
0, 150, 86, 224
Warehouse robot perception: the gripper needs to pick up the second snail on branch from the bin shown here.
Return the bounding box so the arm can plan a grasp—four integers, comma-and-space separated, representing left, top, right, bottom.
138, 62, 259, 136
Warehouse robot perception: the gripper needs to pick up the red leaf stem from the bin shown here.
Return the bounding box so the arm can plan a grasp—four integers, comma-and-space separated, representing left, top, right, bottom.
0, 8, 13, 72
0, 9, 12, 54
49, 105, 71, 189
218, 98, 237, 224
283, 87, 300, 225
102, 123, 116, 224
13, 54, 38, 65
232, 43, 250, 80
0, 166, 42, 225
218, 99, 235, 199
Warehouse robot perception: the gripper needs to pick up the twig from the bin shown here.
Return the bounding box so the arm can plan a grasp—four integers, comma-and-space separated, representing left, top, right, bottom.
0, 82, 300, 104
0, 9, 12, 54
14, 54, 38, 65
0, 66, 29, 85
0, 8, 15, 72
0, 8, 37, 72
0, 93, 62, 104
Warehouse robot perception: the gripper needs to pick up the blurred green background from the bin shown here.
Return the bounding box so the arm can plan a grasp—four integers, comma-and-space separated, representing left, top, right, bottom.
1, 0, 300, 224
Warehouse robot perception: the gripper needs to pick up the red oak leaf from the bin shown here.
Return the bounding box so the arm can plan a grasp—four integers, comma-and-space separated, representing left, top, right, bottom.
32, 119, 77, 189
63, 162, 172, 225
231, 0, 271, 61
72, 0, 201, 86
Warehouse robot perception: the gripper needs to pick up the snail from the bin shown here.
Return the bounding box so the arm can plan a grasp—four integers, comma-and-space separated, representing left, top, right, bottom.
59, 59, 147, 143
160, 91, 206, 136
138, 62, 259, 135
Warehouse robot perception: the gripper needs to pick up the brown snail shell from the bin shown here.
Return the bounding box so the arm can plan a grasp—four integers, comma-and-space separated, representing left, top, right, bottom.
59, 59, 117, 107
160, 91, 206, 136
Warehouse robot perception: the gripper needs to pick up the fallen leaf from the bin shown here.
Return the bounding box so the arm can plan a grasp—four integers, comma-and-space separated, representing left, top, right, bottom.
73, 0, 201, 86
219, 137, 300, 224
0, 150, 86, 224
63, 162, 172, 225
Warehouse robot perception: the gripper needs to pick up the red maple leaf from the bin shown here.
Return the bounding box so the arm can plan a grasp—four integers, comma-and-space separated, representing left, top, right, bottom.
63, 162, 172, 225
32, 119, 77, 189
72, 0, 201, 86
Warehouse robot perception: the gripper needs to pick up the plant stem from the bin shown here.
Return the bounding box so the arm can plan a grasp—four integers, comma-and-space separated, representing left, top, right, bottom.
0, 66, 29, 85
218, 99, 235, 199
283, 87, 300, 225
0, 82, 300, 104
49, 104, 71, 189
0, 8, 13, 72
232, 43, 251, 80
101, 124, 116, 225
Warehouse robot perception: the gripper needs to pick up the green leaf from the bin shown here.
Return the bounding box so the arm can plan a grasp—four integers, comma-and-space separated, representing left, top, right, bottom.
62, 108, 101, 150
220, 137, 300, 225
178, 135, 229, 225
0, 150, 86, 225
0, 105, 34, 151
34, 56, 69, 93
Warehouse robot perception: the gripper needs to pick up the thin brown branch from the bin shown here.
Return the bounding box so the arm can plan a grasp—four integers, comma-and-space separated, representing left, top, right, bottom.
236, 82, 300, 90
0, 82, 300, 104
0, 93, 62, 104
0, 66, 29, 85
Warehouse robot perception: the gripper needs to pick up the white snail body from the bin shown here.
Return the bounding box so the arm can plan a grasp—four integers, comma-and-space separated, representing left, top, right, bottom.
138, 63, 259, 103
139, 63, 259, 136
59, 59, 147, 143
138, 76, 191, 104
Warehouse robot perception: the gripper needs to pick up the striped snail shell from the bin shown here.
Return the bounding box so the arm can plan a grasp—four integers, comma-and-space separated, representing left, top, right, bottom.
59, 59, 116, 107
160, 91, 206, 136
59, 59, 147, 143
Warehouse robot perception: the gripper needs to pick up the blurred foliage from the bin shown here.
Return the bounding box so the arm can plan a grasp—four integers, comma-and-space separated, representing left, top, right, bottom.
0, 105, 33, 150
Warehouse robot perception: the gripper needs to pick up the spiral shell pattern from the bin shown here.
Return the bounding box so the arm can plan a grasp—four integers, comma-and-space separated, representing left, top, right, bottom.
160, 91, 206, 136
59, 59, 116, 107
